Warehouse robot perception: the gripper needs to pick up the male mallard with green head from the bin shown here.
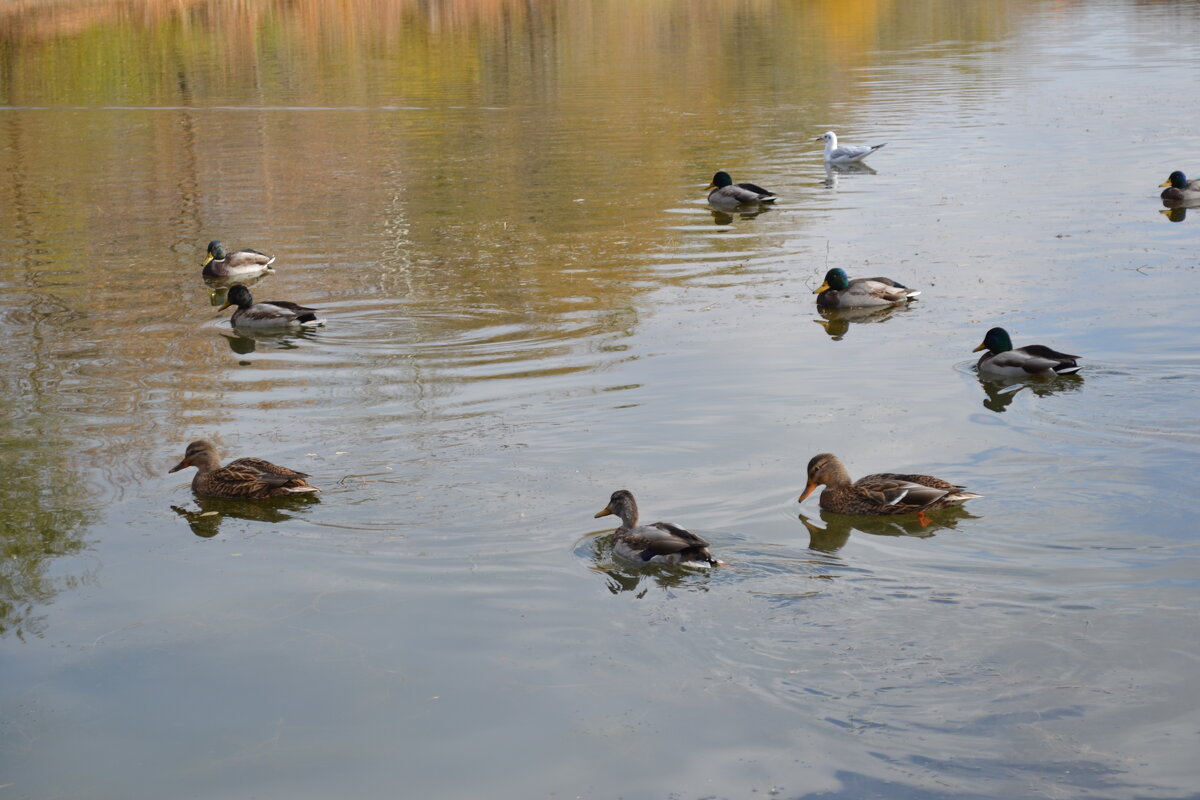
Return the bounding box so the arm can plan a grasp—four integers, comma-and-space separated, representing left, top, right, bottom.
813, 268, 919, 308
169, 440, 320, 500
973, 327, 1080, 377
219, 284, 324, 328
798, 453, 980, 516
1159, 171, 1200, 202
202, 240, 276, 279
705, 171, 777, 208
594, 489, 719, 566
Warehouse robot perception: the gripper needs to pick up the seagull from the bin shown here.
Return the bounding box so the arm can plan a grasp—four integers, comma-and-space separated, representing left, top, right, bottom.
815, 131, 886, 164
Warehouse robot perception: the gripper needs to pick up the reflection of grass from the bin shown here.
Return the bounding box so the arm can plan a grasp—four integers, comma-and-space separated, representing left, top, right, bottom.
0, 440, 93, 640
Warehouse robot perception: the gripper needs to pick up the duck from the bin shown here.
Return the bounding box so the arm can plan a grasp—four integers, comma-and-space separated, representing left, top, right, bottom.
202, 240, 276, 279
815, 131, 886, 164
594, 489, 719, 566
169, 440, 320, 500
973, 327, 1080, 377
705, 171, 777, 208
1159, 171, 1200, 202
813, 268, 919, 308
219, 283, 324, 328
798, 453, 981, 517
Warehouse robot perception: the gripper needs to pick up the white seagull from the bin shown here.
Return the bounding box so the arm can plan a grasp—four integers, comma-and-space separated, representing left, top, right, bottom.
815, 131, 886, 164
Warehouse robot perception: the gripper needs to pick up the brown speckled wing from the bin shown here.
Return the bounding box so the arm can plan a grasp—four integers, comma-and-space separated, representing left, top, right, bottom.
202, 458, 313, 498
853, 474, 951, 511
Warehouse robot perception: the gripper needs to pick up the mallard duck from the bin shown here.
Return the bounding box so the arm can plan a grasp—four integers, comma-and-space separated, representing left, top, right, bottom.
798, 453, 980, 516
202, 240, 276, 279
706, 171, 777, 208
219, 283, 324, 328
169, 440, 320, 500
973, 327, 1080, 377
1159, 171, 1200, 202
815, 131, 886, 164
813, 268, 919, 308
594, 489, 719, 566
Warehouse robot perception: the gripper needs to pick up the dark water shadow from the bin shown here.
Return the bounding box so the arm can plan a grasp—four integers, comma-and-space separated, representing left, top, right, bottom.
813, 303, 912, 340
798, 506, 979, 553
975, 371, 1084, 413
170, 494, 320, 538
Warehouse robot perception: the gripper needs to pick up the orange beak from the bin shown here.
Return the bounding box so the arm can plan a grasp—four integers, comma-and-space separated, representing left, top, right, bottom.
798, 481, 819, 503
1159, 178, 1172, 188
594, 505, 613, 519
972, 341, 987, 352
168, 457, 189, 473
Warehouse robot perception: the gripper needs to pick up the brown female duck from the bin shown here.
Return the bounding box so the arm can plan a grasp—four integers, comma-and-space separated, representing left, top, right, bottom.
169, 440, 320, 500
798, 453, 980, 516
594, 489, 719, 566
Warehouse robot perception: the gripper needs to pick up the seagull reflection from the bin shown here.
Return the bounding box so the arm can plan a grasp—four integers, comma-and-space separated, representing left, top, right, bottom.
171, 494, 318, 538
813, 304, 910, 341
798, 507, 977, 553
582, 531, 717, 596
822, 161, 878, 188
975, 371, 1084, 413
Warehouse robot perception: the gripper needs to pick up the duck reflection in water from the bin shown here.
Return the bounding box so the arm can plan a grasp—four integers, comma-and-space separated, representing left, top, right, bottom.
220, 327, 317, 355
798, 507, 978, 554
170, 494, 318, 539
707, 205, 773, 226
205, 270, 271, 299
813, 303, 911, 340
976, 371, 1084, 413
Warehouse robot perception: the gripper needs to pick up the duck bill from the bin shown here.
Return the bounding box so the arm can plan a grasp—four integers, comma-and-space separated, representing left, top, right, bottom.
704, 182, 717, 191
972, 342, 987, 353
813, 281, 830, 295
202, 254, 215, 266
168, 458, 189, 473
594, 505, 613, 519
1159, 179, 1172, 188
798, 481, 818, 503
218, 301, 234, 312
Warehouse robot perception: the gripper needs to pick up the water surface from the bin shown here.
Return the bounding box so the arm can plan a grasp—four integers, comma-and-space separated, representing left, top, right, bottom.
1, 1, 1199, 798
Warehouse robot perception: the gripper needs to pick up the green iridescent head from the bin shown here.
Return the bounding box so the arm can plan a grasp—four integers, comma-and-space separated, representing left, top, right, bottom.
1161, 171, 1188, 189
814, 268, 850, 294
707, 171, 733, 189
974, 327, 1013, 354
203, 240, 227, 266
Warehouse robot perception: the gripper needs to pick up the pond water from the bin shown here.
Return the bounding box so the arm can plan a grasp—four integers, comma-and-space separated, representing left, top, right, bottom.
1, 1, 1199, 797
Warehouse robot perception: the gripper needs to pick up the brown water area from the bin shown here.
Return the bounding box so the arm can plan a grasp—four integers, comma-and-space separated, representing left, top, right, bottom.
1, 1, 1199, 798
